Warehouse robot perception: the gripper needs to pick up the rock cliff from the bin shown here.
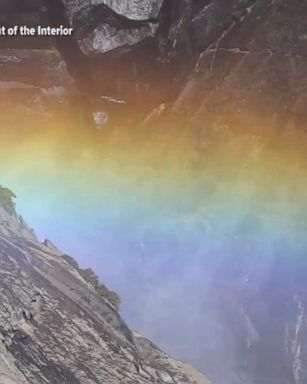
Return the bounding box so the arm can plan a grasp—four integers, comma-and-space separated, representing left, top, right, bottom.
1, 0, 305, 129
0, 1, 306, 384
0, 186, 210, 384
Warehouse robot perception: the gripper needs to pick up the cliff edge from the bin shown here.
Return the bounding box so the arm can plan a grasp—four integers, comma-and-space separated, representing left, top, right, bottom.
0, 186, 210, 384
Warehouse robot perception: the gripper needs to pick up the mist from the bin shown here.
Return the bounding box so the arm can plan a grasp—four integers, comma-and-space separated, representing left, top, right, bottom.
3, 154, 304, 384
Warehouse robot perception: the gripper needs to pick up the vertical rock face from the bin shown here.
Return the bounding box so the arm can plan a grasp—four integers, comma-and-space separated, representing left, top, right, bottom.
1, 1, 307, 384
171, 0, 307, 130
101, 0, 163, 20
62, 0, 163, 21
0, 186, 210, 384
2, 0, 307, 128
191, 258, 307, 384
159, 3, 307, 383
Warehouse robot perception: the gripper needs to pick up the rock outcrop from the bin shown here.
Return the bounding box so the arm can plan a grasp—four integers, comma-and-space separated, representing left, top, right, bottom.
0, 186, 210, 384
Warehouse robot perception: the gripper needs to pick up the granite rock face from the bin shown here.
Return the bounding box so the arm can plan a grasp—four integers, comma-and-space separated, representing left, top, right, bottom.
2, 0, 307, 128
62, 0, 163, 22
1, 1, 307, 384
0, 187, 210, 384
66, 0, 302, 127
171, 0, 307, 130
